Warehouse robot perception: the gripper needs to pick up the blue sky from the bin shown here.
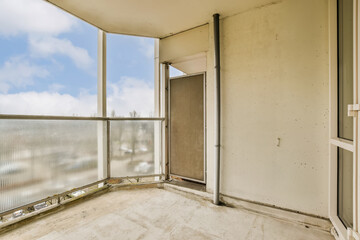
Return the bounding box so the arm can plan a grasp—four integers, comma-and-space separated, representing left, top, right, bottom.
0, 24, 98, 96
0, 0, 155, 117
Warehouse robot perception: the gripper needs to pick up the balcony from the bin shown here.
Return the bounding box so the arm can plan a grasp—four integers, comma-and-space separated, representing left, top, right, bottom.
1, 0, 358, 239
0, 184, 333, 240
0, 115, 335, 240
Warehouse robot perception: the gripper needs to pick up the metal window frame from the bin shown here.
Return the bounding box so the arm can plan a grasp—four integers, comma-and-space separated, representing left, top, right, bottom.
0, 115, 165, 121
0, 30, 166, 216
329, 0, 359, 239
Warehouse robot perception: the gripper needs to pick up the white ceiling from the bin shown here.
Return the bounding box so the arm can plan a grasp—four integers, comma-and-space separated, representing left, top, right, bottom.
46, 0, 276, 38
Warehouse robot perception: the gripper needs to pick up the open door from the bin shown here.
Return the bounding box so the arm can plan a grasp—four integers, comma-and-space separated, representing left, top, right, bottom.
169, 73, 206, 183
329, 0, 360, 239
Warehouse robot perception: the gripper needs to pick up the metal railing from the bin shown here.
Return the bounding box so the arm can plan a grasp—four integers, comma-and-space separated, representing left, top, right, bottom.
0, 114, 165, 121
0, 114, 165, 217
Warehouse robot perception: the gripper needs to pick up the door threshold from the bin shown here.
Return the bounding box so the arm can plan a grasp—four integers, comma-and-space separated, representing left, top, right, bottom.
166, 178, 206, 192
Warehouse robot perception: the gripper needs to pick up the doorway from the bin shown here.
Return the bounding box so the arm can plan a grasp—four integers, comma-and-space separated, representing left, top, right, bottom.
169, 73, 206, 183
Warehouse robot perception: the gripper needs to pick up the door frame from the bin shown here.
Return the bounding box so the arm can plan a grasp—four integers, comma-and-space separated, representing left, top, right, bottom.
329, 0, 360, 239
168, 72, 207, 184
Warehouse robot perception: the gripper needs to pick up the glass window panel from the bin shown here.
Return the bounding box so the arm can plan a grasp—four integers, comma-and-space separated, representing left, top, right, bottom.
338, 0, 353, 140
0, 119, 100, 213
338, 147, 353, 228
107, 34, 155, 118
0, 1, 97, 116
110, 120, 160, 177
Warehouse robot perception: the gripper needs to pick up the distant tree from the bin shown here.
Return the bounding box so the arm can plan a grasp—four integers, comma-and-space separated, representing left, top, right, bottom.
111, 110, 126, 159
111, 110, 116, 117
110, 110, 116, 157
141, 121, 154, 161
129, 110, 140, 118
129, 111, 140, 162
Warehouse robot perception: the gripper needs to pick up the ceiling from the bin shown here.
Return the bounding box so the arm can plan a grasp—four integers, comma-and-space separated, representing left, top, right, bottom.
46, 0, 277, 38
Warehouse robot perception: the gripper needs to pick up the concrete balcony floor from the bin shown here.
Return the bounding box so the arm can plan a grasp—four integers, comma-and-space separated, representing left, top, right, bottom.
0, 186, 334, 240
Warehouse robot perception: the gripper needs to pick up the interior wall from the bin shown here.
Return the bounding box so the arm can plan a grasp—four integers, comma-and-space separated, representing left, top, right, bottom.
161, 0, 330, 217
206, 0, 329, 217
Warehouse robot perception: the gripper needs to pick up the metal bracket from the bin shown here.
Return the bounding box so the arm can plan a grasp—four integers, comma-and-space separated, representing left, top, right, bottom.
348, 104, 360, 117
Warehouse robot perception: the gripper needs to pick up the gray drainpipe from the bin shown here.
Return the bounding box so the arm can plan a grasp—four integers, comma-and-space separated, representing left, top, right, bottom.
213, 13, 221, 205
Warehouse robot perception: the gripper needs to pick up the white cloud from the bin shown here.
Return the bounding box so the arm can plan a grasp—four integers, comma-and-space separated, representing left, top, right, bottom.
0, 91, 97, 116
0, 0, 93, 72
138, 38, 154, 59
48, 83, 65, 92
29, 36, 94, 70
0, 56, 49, 93
0, 77, 154, 117
0, 0, 76, 37
108, 77, 154, 117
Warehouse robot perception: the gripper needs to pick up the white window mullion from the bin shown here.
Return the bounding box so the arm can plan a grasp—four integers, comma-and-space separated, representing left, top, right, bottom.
97, 29, 108, 181
154, 39, 161, 178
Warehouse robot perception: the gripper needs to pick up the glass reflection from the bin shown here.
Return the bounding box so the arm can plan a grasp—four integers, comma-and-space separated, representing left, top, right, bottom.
338, 0, 353, 140
110, 120, 160, 177
0, 120, 99, 213
338, 147, 353, 228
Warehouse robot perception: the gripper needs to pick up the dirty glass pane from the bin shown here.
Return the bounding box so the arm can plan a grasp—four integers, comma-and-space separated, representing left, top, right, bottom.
110, 120, 161, 177
338, 0, 353, 140
338, 147, 353, 228
0, 120, 100, 213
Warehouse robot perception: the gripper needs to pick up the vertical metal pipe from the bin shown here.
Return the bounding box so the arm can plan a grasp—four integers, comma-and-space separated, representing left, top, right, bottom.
164, 63, 170, 180
213, 13, 221, 205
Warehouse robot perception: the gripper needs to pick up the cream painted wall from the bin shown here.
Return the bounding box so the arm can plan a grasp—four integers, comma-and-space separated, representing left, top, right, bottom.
208, 0, 329, 217
162, 0, 330, 217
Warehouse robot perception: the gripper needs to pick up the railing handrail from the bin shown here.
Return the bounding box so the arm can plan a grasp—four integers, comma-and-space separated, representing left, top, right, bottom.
0, 114, 165, 121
